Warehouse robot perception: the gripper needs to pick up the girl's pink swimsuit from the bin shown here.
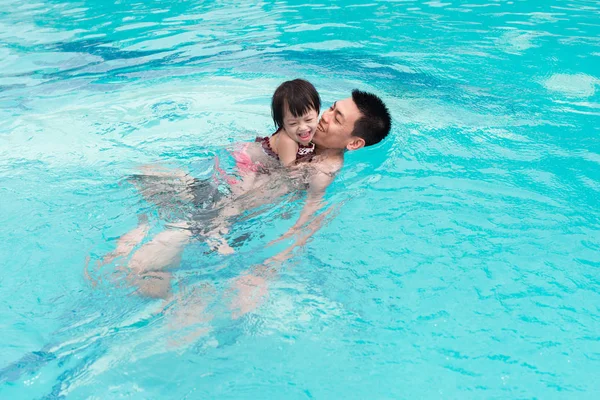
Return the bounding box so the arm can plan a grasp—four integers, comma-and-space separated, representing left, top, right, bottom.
218, 135, 315, 186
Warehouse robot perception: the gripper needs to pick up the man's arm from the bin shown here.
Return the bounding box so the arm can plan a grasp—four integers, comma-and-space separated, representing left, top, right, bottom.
228, 203, 338, 318
228, 155, 343, 318
290, 170, 332, 230
273, 154, 341, 243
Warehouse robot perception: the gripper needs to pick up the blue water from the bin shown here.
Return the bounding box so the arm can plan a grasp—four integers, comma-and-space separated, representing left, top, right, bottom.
1, 0, 600, 398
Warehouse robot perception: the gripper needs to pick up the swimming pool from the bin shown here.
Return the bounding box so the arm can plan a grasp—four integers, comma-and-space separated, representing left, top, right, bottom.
1, 0, 599, 397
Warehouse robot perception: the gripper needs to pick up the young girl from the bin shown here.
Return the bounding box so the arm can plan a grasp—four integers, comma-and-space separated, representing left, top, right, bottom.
207, 79, 322, 252
226, 78, 321, 193
257, 78, 321, 166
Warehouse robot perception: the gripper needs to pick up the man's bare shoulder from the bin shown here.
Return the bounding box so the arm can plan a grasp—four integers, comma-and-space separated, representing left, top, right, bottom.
311, 150, 344, 175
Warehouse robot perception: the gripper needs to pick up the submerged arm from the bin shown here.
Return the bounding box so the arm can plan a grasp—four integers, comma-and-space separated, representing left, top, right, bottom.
228, 202, 337, 318
272, 154, 340, 244
288, 170, 332, 232
228, 166, 339, 318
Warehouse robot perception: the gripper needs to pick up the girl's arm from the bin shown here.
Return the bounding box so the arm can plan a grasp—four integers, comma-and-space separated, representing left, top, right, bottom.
275, 133, 299, 166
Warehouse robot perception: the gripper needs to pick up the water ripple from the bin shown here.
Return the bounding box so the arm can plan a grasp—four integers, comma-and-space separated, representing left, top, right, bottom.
1, 0, 600, 398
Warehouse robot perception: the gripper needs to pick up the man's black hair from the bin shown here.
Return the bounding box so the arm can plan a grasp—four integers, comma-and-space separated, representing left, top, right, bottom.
271, 79, 321, 130
351, 89, 392, 146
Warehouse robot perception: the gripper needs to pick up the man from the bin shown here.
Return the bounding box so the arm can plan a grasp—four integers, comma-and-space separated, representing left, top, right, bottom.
228, 89, 392, 316
90, 89, 391, 299
279, 89, 392, 237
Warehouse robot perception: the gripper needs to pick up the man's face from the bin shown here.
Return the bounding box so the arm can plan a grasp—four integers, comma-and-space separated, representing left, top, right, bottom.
312, 97, 365, 150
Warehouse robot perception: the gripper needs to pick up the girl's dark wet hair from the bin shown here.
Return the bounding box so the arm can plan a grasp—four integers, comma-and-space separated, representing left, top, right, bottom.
271, 79, 321, 130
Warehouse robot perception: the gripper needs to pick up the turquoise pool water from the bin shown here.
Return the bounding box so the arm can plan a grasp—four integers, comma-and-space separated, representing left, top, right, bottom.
1, 0, 600, 398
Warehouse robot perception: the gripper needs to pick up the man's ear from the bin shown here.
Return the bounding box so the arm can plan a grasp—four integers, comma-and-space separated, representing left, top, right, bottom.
346, 137, 365, 151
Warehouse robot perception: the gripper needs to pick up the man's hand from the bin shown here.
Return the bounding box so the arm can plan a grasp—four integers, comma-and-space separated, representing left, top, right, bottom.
228, 270, 270, 319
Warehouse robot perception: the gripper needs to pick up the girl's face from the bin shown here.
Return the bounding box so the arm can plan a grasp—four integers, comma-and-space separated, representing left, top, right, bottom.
282, 106, 319, 145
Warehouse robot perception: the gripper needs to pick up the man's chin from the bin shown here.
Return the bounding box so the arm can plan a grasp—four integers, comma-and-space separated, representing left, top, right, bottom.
312, 131, 323, 145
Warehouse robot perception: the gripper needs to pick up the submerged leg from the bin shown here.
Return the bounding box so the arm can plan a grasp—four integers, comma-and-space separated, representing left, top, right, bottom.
85, 214, 151, 287
204, 202, 242, 255
166, 283, 216, 348
106, 214, 150, 264
129, 165, 197, 206
127, 224, 192, 299
205, 225, 235, 255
